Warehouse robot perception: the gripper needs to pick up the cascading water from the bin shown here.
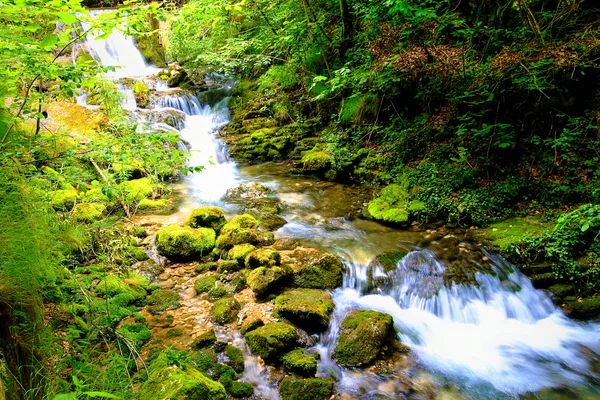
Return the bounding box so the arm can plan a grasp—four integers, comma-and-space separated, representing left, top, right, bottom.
316, 250, 600, 398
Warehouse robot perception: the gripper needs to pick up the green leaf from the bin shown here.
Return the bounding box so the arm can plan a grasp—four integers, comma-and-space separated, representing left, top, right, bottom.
56, 11, 78, 25
83, 391, 121, 399
581, 223, 590, 232
40, 34, 59, 50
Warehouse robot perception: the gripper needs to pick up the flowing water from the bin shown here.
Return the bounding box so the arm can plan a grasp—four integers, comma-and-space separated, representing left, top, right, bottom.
78, 22, 600, 400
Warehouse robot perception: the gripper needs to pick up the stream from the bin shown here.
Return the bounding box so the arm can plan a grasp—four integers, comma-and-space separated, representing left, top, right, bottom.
81, 22, 600, 400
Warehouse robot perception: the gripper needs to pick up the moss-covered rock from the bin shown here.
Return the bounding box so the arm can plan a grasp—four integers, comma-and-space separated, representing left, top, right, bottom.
146, 288, 180, 313
229, 382, 254, 398
95, 273, 150, 303
193, 329, 217, 349
240, 318, 264, 335
332, 310, 395, 367
274, 289, 334, 332
225, 345, 245, 373
128, 224, 147, 238
367, 184, 410, 224
300, 148, 332, 174
247, 265, 293, 298
228, 244, 256, 267
207, 286, 230, 300
224, 182, 275, 200
119, 177, 154, 202
244, 322, 298, 360
155, 225, 216, 260
81, 188, 110, 204
73, 203, 106, 223
140, 108, 186, 129
132, 81, 150, 108
195, 274, 221, 294
139, 353, 226, 400
284, 247, 343, 290
217, 259, 242, 273
187, 207, 227, 232
222, 214, 259, 231
231, 270, 250, 292
246, 248, 281, 269
565, 297, 600, 319
281, 348, 318, 377
51, 189, 79, 211
138, 198, 171, 211
125, 245, 149, 261
365, 250, 408, 289
278, 377, 334, 400
213, 297, 240, 324
216, 228, 274, 250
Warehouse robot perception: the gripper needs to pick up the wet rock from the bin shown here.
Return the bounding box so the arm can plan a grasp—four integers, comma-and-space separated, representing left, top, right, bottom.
224, 181, 275, 200
193, 329, 217, 349
146, 288, 180, 314
186, 207, 227, 232
228, 381, 254, 398
282, 247, 343, 290
366, 250, 408, 290
333, 310, 395, 367
213, 297, 240, 324
240, 317, 264, 335
281, 348, 318, 376
247, 265, 293, 298
244, 322, 298, 360
215, 228, 274, 250
217, 259, 241, 273
194, 274, 222, 294
140, 107, 186, 129
246, 248, 281, 269
278, 377, 334, 400
155, 225, 216, 261
564, 297, 600, 319
224, 345, 245, 373
272, 238, 300, 251
274, 289, 334, 332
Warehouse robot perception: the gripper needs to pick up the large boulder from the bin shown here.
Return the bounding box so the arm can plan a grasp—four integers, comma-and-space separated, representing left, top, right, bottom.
155, 225, 216, 260
245, 248, 280, 269
332, 310, 395, 367
227, 243, 256, 267
281, 348, 318, 377
215, 228, 274, 250
187, 207, 227, 232
281, 247, 343, 290
213, 297, 240, 324
274, 289, 334, 332
247, 265, 292, 298
244, 322, 298, 361
278, 377, 334, 400
223, 183, 286, 231
224, 182, 275, 200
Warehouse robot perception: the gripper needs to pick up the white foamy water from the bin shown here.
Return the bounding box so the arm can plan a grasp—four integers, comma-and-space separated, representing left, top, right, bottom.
318, 251, 600, 398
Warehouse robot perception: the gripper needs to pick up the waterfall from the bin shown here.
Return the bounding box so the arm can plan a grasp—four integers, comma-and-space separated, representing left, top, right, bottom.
317, 250, 600, 397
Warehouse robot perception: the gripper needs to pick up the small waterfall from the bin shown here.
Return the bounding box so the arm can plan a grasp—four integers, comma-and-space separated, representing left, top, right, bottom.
155, 92, 203, 115
319, 250, 600, 397
82, 10, 158, 78
119, 85, 137, 110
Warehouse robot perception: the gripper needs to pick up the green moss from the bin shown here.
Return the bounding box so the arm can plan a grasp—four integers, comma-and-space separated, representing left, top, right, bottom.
208, 286, 230, 301
119, 177, 154, 202
117, 322, 151, 348
274, 289, 334, 332
222, 214, 259, 232
281, 348, 318, 377
548, 284, 574, 300
409, 200, 426, 212
333, 310, 395, 367
187, 207, 227, 232
301, 149, 331, 173
125, 245, 149, 261
231, 270, 250, 292
290, 250, 343, 290
155, 225, 216, 260
139, 359, 226, 400
81, 188, 110, 204
217, 259, 242, 273
213, 297, 240, 324
51, 189, 79, 211
132, 81, 150, 108
474, 217, 551, 252
369, 250, 408, 274
138, 198, 170, 210
95, 273, 150, 303
278, 377, 334, 400
240, 318, 264, 335
73, 203, 106, 223
128, 224, 147, 238
225, 345, 245, 373
194, 274, 221, 294
245, 248, 281, 269
147, 289, 180, 313
566, 297, 600, 318
244, 322, 298, 360
215, 228, 256, 250
193, 330, 217, 349
192, 347, 218, 371
229, 382, 254, 398
367, 183, 416, 224
247, 265, 293, 298
228, 244, 256, 266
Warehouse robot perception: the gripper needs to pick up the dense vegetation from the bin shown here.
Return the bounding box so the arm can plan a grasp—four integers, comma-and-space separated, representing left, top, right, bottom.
1, 0, 600, 397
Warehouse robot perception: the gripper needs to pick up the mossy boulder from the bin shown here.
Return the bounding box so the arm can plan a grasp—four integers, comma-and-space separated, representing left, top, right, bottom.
187, 207, 227, 232
215, 228, 274, 250
274, 289, 334, 332
146, 289, 180, 313
119, 177, 154, 202
193, 329, 217, 349
213, 297, 240, 324
221, 214, 259, 232
245, 248, 281, 269
283, 248, 343, 290
300, 149, 332, 173
155, 225, 216, 260
244, 322, 298, 360
565, 297, 600, 319
278, 377, 334, 400
224, 182, 275, 200
228, 244, 256, 267
73, 203, 106, 223
51, 189, 79, 211
217, 259, 242, 273
332, 310, 395, 367
95, 273, 150, 303
139, 353, 226, 400
195, 274, 221, 294
208, 286, 230, 300
125, 245, 149, 261
138, 198, 171, 211
225, 345, 245, 373
81, 188, 110, 204
240, 318, 264, 335
229, 382, 254, 398
365, 250, 408, 290
247, 265, 293, 298
367, 183, 425, 225
281, 348, 318, 377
